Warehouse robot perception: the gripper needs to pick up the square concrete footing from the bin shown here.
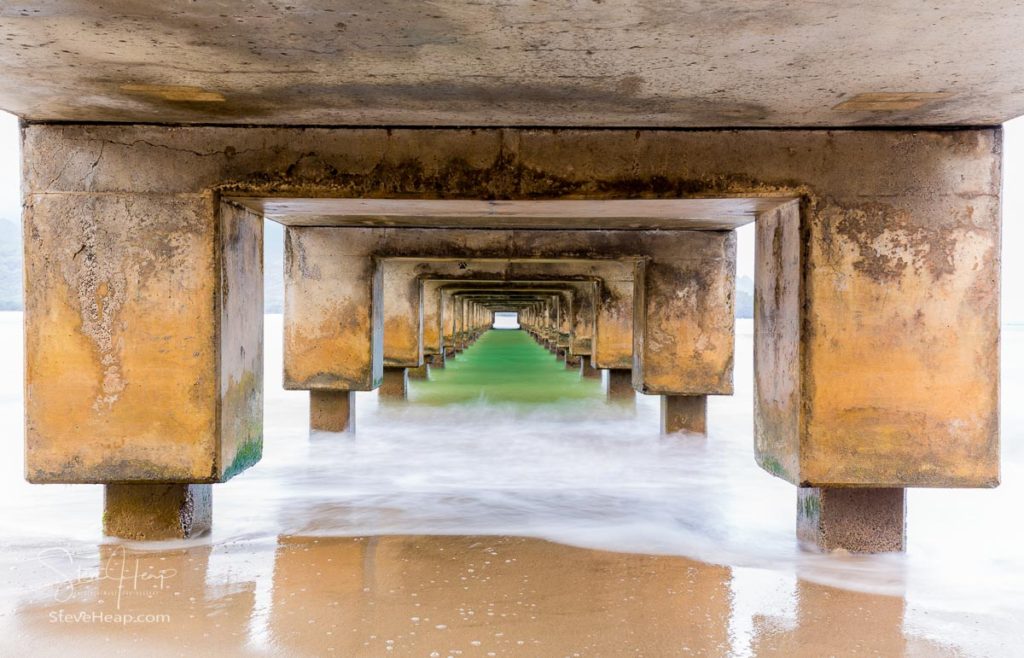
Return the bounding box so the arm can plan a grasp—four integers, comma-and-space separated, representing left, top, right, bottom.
380, 367, 409, 400
581, 362, 602, 379
797, 487, 906, 553
606, 369, 635, 401
406, 364, 429, 380
310, 390, 356, 432
103, 483, 212, 540
661, 395, 708, 435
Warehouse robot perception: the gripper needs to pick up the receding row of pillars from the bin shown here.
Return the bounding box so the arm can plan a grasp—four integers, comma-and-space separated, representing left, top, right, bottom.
311, 323, 710, 439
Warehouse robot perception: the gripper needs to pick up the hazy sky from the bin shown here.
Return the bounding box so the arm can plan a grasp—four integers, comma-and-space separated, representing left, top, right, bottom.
0, 111, 1018, 321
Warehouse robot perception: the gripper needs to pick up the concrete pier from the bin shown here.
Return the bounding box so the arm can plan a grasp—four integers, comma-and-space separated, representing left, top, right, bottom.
797, 488, 907, 553
103, 484, 212, 540
15, 121, 1001, 549
406, 364, 429, 380
380, 367, 409, 400
661, 395, 708, 435
606, 369, 636, 402
582, 361, 602, 379
310, 390, 356, 433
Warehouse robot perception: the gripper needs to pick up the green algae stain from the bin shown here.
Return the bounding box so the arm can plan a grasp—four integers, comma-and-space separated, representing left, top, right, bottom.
221, 436, 263, 482
409, 330, 602, 406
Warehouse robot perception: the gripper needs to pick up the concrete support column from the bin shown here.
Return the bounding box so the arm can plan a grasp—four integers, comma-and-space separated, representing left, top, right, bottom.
103, 483, 212, 540
406, 364, 429, 380
565, 354, 582, 369
606, 368, 635, 401
379, 366, 409, 400
581, 360, 602, 379
661, 395, 708, 435
426, 353, 445, 369
310, 390, 356, 432
797, 487, 906, 553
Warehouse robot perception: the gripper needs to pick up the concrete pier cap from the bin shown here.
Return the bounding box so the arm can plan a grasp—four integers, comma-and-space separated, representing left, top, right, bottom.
19, 122, 1001, 551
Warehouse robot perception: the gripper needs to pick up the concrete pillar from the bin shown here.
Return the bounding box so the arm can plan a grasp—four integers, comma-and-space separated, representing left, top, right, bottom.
310, 390, 356, 432
103, 483, 212, 540
379, 367, 409, 400
426, 353, 445, 369
606, 369, 635, 401
661, 395, 708, 435
581, 360, 602, 379
797, 488, 906, 553
406, 364, 429, 380
566, 354, 582, 369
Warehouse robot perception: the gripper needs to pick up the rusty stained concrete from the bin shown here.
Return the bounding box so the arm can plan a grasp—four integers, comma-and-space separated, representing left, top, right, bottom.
102, 483, 212, 541
25, 194, 265, 484
4, 2, 1024, 127
24, 190, 268, 483
288, 227, 728, 391
662, 395, 709, 435
22, 124, 1001, 488
632, 231, 736, 396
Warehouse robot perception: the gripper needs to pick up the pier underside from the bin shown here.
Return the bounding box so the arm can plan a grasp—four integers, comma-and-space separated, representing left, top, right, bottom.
19, 125, 1001, 553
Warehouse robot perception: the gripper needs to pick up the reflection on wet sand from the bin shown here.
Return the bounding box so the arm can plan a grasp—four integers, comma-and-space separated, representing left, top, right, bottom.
4, 534, 970, 657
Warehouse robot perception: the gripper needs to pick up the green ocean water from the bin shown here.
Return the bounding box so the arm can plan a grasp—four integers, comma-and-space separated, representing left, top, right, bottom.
409, 329, 603, 405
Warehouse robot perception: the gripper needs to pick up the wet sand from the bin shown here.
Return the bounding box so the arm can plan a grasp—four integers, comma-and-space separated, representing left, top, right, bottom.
0, 535, 974, 657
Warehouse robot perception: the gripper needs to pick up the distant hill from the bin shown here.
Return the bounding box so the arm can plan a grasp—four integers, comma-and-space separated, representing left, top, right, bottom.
5, 218, 753, 318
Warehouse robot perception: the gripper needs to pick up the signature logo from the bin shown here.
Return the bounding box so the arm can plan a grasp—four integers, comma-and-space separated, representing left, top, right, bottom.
37, 545, 177, 610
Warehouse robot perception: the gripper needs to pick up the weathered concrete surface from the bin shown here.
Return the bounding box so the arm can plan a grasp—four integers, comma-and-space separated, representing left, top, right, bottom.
284, 228, 383, 391
24, 193, 264, 483
632, 232, 736, 395
103, 483, 212, 540
662, 396, 708, 435
379, 367, 408, 400
4, 3, 1024, 127
606, 369, 635, 402
242, 197, 786, 231
381, 260, 424, 368
755, 155, 1000, 488
406, 364, 429, 380
23, 124, 1000, 490
289, 226, 699, 389
797, 487, 906, 553
219, 203, 264, 481
310, 390, 355, 433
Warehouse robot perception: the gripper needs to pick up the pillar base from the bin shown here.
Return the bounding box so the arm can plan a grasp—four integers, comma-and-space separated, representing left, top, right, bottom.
310, 390, 355, 432
565, 354, 582, 369
581, 361, 602, 379
426, 353, 445, 369
406, 364, 429, 380
797, 487, 906, 553
103, 483, 212, 540
661, 395, 707, 434
606, 369, 635, 401
380, 367, 409, 400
